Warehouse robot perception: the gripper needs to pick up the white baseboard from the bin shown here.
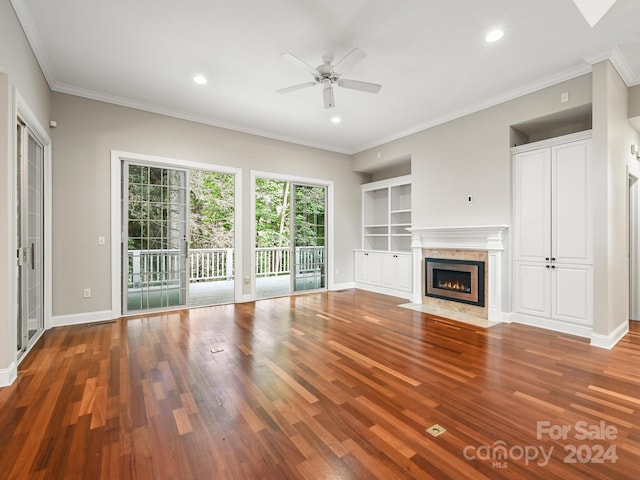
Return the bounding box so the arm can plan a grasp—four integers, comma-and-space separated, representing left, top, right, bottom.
353, 282, 413, 300
511, 312, 592, 338
51, 310, 114, 328
0, 361, 17, 387
331, 282, 355, 291
590, 321, 629, 350
501, 312, 514, 323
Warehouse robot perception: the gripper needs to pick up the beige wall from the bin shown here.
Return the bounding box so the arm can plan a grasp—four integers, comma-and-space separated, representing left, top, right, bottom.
629, 84, 640, 118
50, 92, 366, 316
0, 1, 51, 380
592, 61, 640, 337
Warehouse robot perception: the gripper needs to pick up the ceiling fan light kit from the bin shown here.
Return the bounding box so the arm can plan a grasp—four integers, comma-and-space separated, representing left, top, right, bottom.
277, 47, 381, 109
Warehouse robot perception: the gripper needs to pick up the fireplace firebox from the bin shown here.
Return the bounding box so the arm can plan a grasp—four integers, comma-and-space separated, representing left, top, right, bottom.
425, 258, 485, 307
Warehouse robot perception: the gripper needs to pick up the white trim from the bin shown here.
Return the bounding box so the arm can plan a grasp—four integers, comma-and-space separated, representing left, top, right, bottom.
590, 322, 629, 350
586, 47, 638, 87
511, 312, 592, 339
353, 64, 593, 153
354, 283, 412, 300
14, 91, 52, 358
0, 361, 17, 387
250, 170, 335, 300
53, 83, 352, 155
511, 130, 593, 154
331, 282, 356, 291
407, 225, 509, 251
51, 310, 113, 328
15, 94, 53, 331
110, 150, 243, 317
9, 0, 57, 88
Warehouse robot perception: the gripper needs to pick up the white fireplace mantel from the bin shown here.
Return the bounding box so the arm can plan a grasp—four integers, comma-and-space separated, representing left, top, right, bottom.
407, 225, 508, 251
408, 225, 508, 323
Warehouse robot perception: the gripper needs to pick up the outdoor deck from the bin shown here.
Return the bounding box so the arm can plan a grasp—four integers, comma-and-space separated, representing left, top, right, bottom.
126, 246, 325, 312
127, 274, 324, 311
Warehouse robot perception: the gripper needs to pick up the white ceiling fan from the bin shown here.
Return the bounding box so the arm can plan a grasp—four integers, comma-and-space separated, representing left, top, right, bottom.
276, 47, 382, 109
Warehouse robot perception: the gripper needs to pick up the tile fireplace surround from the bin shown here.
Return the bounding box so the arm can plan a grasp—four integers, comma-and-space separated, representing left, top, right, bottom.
406, 225, 508, 326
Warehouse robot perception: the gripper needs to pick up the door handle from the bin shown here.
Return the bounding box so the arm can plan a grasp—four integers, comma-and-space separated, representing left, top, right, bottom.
31, 243, 35, 270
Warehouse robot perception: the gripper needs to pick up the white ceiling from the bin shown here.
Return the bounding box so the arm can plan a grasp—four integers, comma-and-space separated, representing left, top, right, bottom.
11, 0, 640, 154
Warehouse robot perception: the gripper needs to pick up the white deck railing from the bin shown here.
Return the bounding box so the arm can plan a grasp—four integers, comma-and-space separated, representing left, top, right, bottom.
128, 246, 324, 287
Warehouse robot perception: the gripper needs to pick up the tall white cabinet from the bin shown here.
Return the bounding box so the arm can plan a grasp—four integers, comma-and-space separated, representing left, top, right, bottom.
355, 175, 413, 299
512, 131, 593, 337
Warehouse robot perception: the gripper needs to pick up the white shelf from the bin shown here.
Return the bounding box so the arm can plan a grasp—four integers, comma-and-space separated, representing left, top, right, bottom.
361, 175, 412, 253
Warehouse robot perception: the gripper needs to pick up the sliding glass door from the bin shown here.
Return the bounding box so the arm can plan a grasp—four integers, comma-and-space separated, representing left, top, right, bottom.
292, 184, 326, 292
16, 121, 45, 356
122, 163, 189, 313
254, 177, 327, 298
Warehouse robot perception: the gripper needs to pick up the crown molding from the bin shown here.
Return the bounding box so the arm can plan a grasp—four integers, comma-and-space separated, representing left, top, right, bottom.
51, 82, 351, 155
352, 63, 594, 154
9, 0, 56, 88
586, 46, 638, 86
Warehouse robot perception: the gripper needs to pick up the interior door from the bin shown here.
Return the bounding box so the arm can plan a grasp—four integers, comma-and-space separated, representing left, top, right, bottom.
291, 183, 326, 292
16, 121, 45, 355
123, 162, 189, 313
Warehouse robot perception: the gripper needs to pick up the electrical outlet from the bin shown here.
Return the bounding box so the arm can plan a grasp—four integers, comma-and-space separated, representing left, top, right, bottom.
98, 236, 105, 246
83, 288, 91, 298
561, 92, 569, 103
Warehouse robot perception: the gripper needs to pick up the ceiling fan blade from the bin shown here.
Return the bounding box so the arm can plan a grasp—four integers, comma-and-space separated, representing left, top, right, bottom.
333, 47, 366, 74
338, 78, 382, 94
280, 52, 317, 76
323, 86, 335, 109
276, 82, 317, 94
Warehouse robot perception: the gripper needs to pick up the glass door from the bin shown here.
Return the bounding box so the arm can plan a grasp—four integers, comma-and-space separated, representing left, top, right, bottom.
292, 184, 326, 292
123, 163, 188, 313
16, 121, 45, 355
255, 178, 292, 298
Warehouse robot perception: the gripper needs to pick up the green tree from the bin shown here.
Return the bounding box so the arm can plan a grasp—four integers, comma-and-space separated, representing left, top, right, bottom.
189, 170, 234, 249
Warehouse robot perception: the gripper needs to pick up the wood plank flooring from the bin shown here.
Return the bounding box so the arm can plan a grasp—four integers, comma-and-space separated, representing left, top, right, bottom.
1, 289, 639, 479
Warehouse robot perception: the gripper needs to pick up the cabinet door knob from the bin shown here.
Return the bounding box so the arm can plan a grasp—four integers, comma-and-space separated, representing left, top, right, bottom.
546, 265, 550, 269
551, 265, 556, 269
545, 257, 550, 261
551, 257, 556, 261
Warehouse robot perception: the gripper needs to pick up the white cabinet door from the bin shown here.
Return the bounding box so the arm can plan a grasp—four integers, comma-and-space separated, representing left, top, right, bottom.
367, 252, 382, 285
551, 264, 592, 325
355, 251, 368, 283
381, 253, 396, 288
514, 148, 551, 262
514, 261, 551, 318
552, 140, 592, 264
396, 254, 413, 292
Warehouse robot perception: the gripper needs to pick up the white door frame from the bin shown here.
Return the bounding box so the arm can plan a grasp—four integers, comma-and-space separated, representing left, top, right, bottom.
110, 151, 242, 317
14, 91, 52, 362
250, 170, 334, 301
629, 172, 639, 321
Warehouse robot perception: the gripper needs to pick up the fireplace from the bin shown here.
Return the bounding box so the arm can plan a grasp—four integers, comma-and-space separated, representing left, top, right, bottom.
425, 258, 485, 307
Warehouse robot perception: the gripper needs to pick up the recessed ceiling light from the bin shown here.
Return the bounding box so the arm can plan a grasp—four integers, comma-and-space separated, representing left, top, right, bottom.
193, 75, 208, 85
485, 29, 504, 43
331, 116, 342, 124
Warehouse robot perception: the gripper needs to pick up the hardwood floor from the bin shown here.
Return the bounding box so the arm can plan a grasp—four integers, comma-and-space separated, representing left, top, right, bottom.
1, 289, 639, 479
